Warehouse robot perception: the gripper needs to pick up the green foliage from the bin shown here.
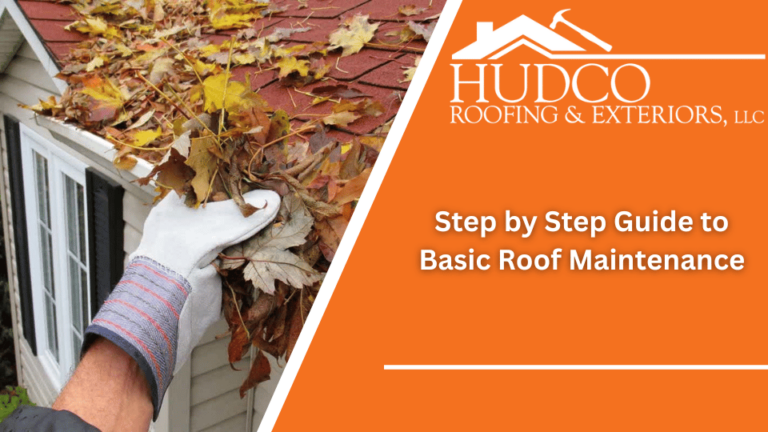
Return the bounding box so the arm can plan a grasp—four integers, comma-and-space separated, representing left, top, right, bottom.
0, 386, 35, 423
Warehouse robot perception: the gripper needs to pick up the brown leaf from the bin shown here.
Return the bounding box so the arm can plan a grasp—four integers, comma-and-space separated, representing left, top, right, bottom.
308, 125, 334, 154
227, 161, 259, 217
239, 350, 271, 398
339, 141, 365, 179
155, 149, 194, 195
398, 5, 426, 16
334, 168, 371, 205
323, 111, 360, 127
286, 296, 305, 361
185, 135, 219, 205
228, 324, 249, 366
312, 84, 370, 99
407, 21, 436, 42
244, 292, 275, 326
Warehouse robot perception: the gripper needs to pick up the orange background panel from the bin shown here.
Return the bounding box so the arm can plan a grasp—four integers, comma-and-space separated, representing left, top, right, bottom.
274, 0, 768, 430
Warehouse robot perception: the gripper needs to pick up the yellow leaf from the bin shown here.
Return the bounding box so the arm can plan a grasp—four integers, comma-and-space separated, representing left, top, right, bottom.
276, 56, 310, 78
113, 155, 137, 170
80, 78, 125, 123
115, 43, 133, 57
199, 44, 221, 57
202, 73, 247, 113
67, 17, 121, 38
312, 96, 331, 105
193, 59, 217, 77
84, 17, 107, 33
313, 62, 332, 80
328, 14, 379, 57
359, 136, 385, 151
234, 52, 256, 65
323, 111, 360, 127
185, 135, 218, 205
208, 0, 260, 29
401, 56, 421, 83
86, 56, 105, 72
148, 57, 174, 84
20, 96, 62, 116
130, 127, 162, 147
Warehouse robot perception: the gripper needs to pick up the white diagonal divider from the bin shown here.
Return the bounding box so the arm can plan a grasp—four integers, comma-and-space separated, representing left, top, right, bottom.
256, 1, 465, 430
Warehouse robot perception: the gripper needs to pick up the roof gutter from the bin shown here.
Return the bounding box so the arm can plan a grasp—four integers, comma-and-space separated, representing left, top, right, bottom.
36, 115, 155, 181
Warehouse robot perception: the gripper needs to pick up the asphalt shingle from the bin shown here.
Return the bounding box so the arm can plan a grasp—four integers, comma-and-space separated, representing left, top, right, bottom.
18, 0, 442, 136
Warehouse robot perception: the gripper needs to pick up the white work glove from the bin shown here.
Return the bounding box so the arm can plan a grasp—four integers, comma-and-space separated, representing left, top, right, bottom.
83, 190, 280, 419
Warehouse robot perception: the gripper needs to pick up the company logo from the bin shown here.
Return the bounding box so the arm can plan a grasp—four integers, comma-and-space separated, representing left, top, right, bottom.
449, 9, 765, 125
452, 9, 764, 60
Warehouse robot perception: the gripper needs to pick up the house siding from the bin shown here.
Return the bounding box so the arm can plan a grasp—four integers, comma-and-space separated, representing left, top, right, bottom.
1, 41, 283, 431
0, 43, 63, 406
0, 44, 155, 405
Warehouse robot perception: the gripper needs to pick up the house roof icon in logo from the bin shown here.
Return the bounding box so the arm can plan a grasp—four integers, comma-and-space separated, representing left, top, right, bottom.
452, 12, 765, 61
452, 15, 585, 60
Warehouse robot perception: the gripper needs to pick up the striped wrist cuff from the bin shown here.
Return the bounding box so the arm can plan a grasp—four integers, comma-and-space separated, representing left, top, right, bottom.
83, 256, 190, 420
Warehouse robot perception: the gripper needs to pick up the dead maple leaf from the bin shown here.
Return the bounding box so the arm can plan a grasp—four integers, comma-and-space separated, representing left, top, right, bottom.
398, 5, 426, 16
128, 127, 162, 147
401, 56, 421, 83
276, 56, 311, 78
328, 14, 379, 57
228, 324, 249, 364
148, 57, 175, 84
266, 27, 311, 43
203, 73, 248, 113
323, 111, 361, 127
208, 0, 260, 29
80, 77, 126, 124
185, 135, 218, 205
239, 350, 271, 397
407, 21, 436, 42
221, 194, 323, 294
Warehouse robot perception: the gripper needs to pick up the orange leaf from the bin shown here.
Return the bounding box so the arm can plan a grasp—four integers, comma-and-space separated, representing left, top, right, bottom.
239, 350, 271, 398
228, 325, 249, 366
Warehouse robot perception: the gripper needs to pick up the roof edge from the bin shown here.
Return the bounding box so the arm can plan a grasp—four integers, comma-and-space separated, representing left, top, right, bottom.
37, 115, 155, 181
0, 0, 68, 93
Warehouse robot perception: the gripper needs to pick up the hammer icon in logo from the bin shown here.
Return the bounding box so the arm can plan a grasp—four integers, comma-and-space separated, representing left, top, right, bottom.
550, 9, 612, 52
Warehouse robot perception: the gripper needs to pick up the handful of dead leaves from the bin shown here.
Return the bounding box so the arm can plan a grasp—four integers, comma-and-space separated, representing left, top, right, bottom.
19, 0, 430, 397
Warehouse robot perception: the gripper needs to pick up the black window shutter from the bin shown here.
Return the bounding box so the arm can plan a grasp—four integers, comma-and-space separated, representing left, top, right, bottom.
4, 115, 36, 355
85, 168, 124, 317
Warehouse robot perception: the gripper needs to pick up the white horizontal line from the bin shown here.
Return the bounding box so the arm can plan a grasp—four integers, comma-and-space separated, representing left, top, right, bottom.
384, 365, 768, 370
550, 54, 765, 60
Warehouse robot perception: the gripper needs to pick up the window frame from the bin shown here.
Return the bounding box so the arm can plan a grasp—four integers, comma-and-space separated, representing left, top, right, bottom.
19, 124, 91, 389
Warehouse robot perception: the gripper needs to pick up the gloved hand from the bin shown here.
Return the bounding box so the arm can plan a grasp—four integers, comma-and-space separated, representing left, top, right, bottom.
83, 190, 280, 419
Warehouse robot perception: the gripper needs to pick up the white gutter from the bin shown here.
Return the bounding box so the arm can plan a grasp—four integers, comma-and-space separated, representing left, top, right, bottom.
36, 115, 155, 180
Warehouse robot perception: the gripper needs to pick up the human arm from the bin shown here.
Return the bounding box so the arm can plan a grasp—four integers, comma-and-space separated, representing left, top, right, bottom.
45, 190, 279, 431
51, 338, 152, 431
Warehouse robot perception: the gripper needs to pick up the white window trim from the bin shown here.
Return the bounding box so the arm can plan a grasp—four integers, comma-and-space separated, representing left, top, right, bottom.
19, 124, 90, 390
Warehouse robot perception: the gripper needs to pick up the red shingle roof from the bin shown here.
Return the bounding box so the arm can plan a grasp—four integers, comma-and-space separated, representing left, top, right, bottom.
18, 0, 444, 135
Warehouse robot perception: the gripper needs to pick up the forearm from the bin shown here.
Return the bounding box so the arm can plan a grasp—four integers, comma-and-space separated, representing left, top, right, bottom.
53, 338, 153, 432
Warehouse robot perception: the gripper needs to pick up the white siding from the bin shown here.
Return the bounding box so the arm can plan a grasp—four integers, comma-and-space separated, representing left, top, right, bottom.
189, 320, 251, 431
252, 356, 284, 429
0, 45, 63, 406
0, 10, 24, 72
0, 46, 157, 408
1, 39, 284, 432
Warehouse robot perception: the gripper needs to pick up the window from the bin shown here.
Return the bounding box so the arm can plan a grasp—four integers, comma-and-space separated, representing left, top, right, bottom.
20, 124, 90, 388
